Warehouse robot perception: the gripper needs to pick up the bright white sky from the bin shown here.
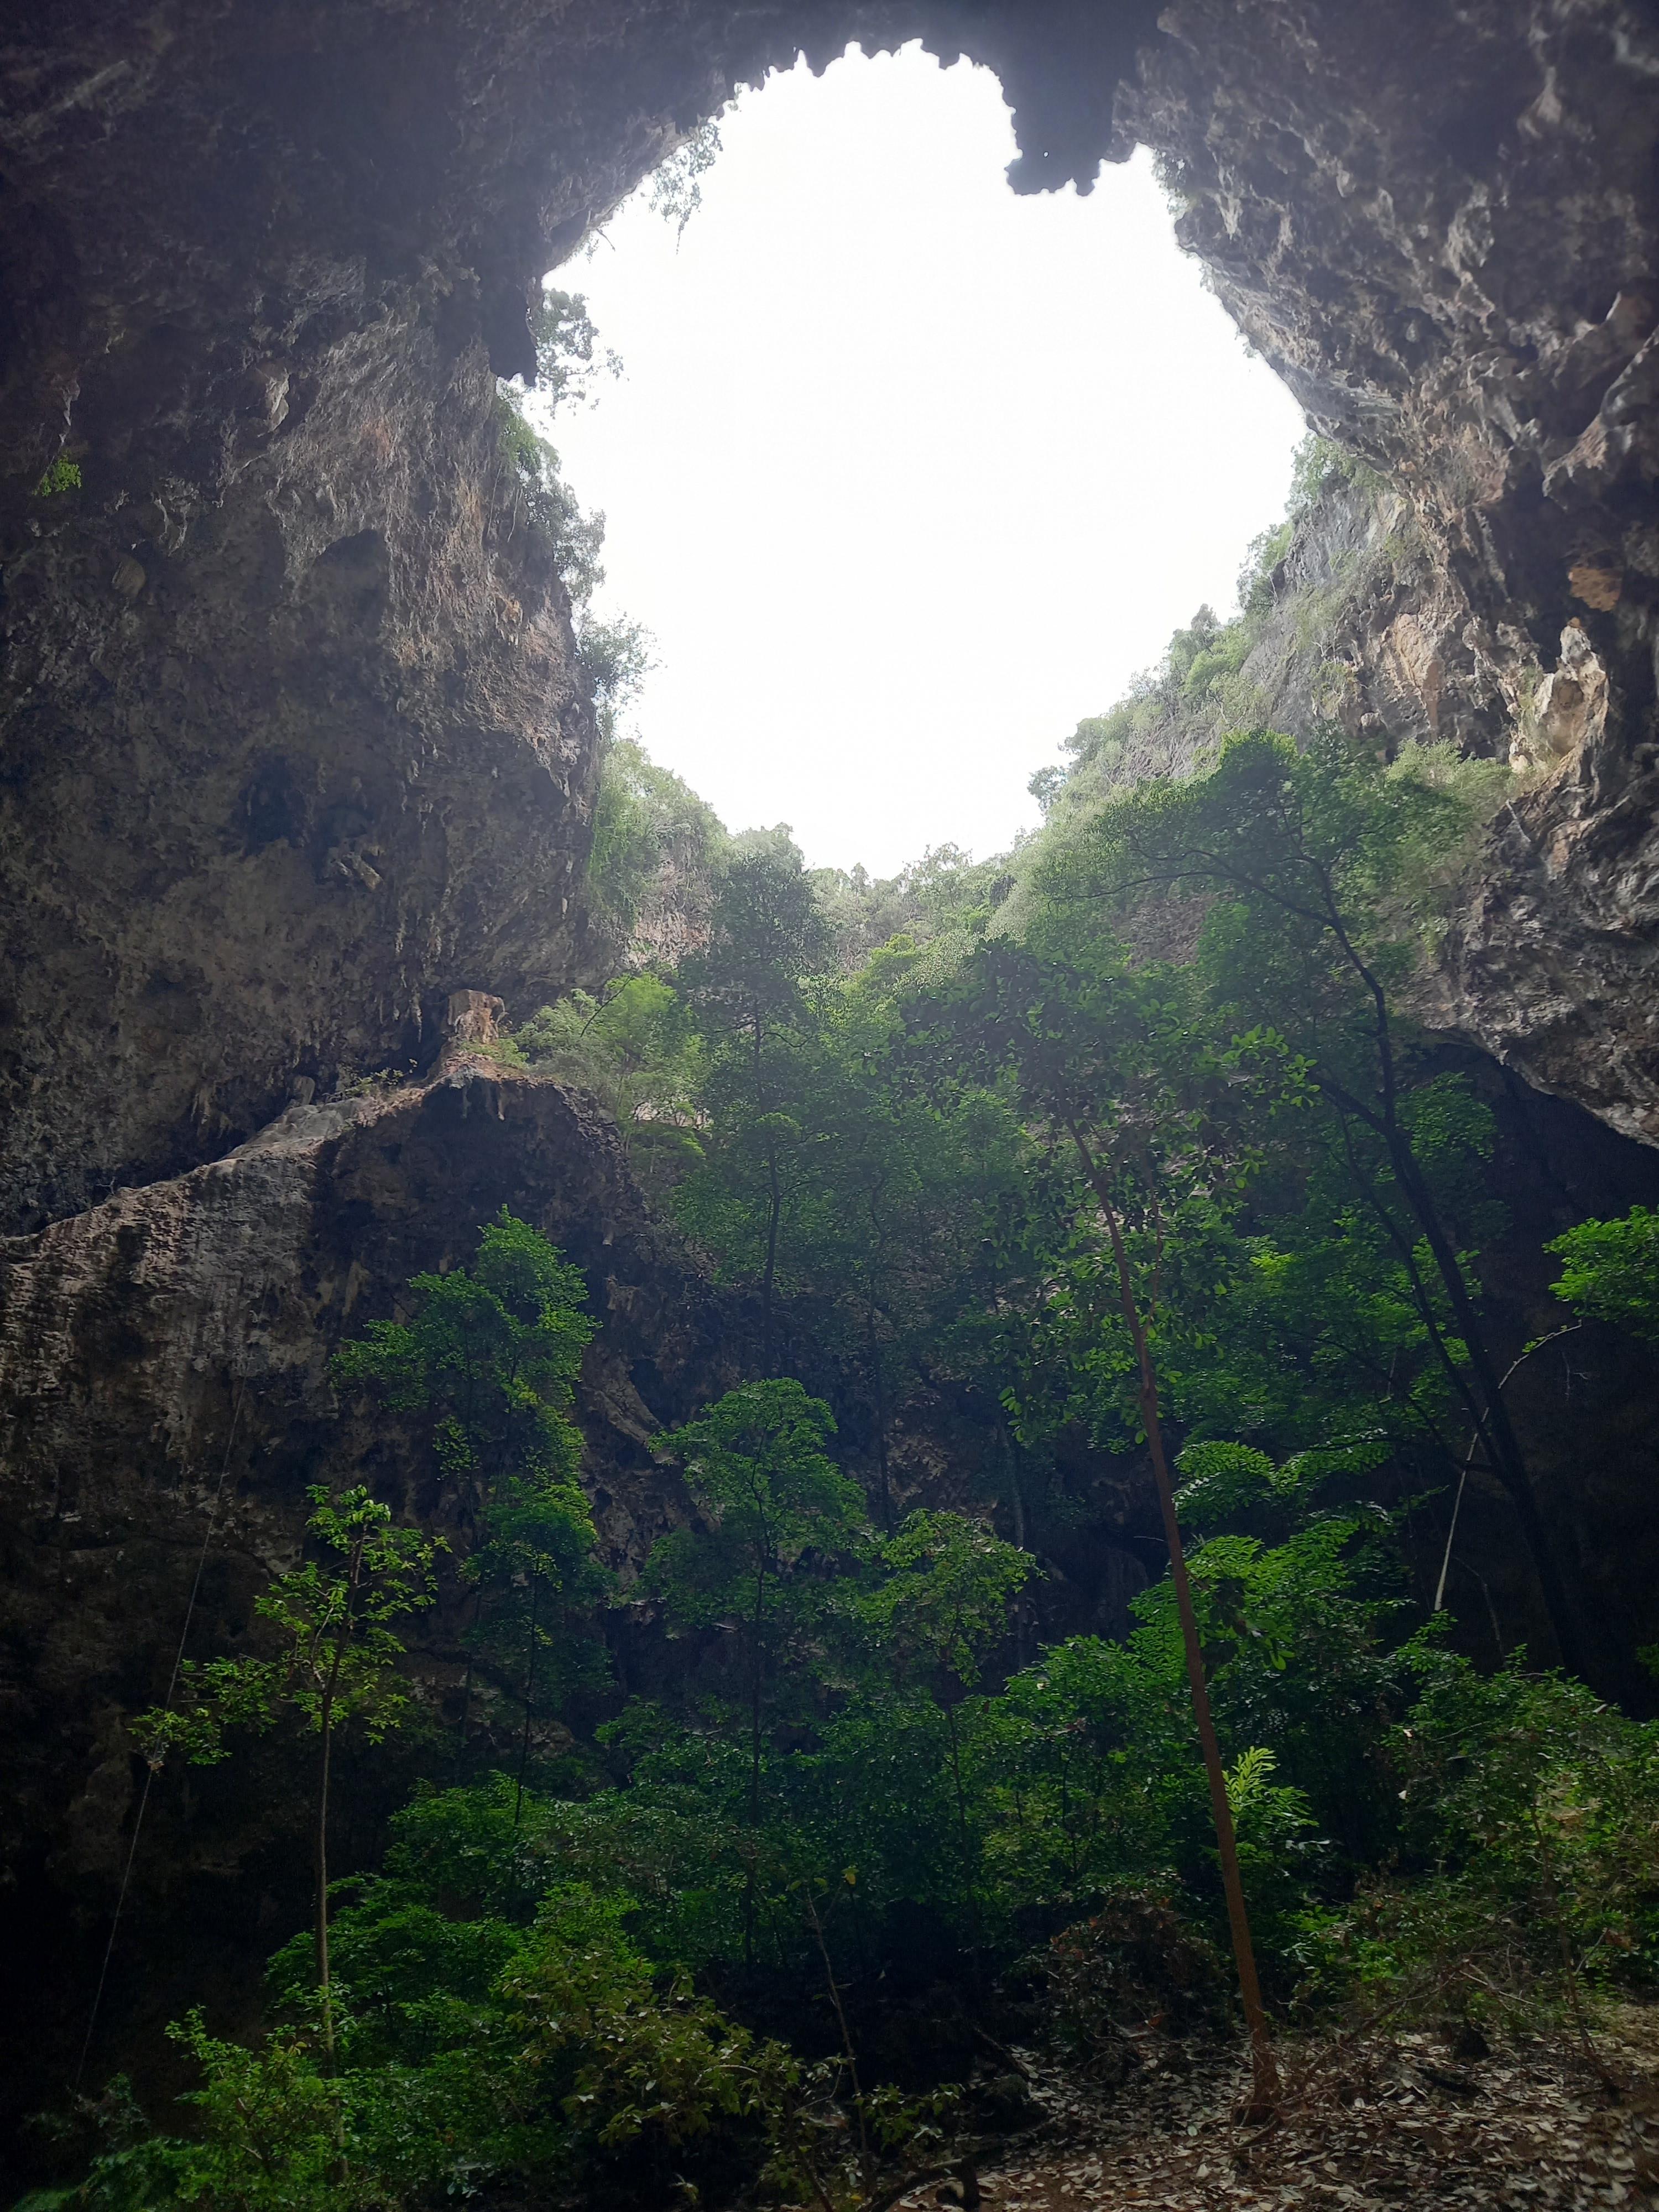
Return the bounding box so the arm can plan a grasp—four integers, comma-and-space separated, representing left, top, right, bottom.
545, 44, 1305, 878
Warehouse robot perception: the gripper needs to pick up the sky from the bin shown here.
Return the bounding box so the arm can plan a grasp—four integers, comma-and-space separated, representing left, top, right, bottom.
543, 44, 1306, 878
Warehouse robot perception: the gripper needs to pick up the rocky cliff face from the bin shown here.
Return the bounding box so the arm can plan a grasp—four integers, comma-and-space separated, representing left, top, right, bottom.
0, 0, 1163, 1234
1124, 0, 1659, 1137
0, 1009, 748, 2125
3, 1, 1655, 1219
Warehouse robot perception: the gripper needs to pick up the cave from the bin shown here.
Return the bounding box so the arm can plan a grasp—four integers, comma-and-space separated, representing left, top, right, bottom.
3, 0, 1658, 2183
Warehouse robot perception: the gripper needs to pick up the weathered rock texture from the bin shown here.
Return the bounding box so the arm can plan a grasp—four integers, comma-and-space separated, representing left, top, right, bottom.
0, 1037, 745, 2131
1124, 1, 1659, 1136
0, 0, 1162, 1234
4, 0, 1656, 1224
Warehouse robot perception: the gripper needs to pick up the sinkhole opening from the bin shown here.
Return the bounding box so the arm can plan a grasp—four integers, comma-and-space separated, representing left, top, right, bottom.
511, 42, 1306, 884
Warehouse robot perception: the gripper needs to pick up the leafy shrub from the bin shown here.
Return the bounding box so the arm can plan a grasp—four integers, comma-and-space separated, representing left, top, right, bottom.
33, 457, 82, 497
1297, 1654, 1659, 2031
1046, 1891, 1227, 2058
1549, 1204, 1659, 1340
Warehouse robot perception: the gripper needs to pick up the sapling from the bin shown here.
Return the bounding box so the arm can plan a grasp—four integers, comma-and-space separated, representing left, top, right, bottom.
1067, 1122, 1281, 2119
864, 1510, 1032, 1938
651, 1379, 868, 1965
134, 1484, 440, 2052
950, 927, 1281, 2114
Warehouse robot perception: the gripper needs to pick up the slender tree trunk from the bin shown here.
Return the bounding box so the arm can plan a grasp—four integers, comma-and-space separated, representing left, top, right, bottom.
514, 1575, 541, 1832
1383, 1124, 1582, 1675
761, 1149, 782, 1379
1326, 1086, 1584, 1677
315, 1532, 366, 2062
867, 1301, 893, 1530
315, 1694, 337, 2056
744, 1566, 767, 1971
1309, 885, 1584, 1677
803, 1889, 872, 2190
1070, 1125, 1278, 2117
315, 1646, 347, 2058
999, 1424, 1030, 1667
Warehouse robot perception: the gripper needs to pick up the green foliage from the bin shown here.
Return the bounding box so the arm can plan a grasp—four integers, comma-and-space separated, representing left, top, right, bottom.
649, 1383, 868, 1754
1047, 434, 1399, 812
529, 286, 620, 410
580, 614, 656, 719
61, 1874, 780, 2212
493, 395, 607, 609
33, 456, 82, 497
670, 836, 839, 1363
131, 1483, 442, 2054
1548, 1204, 1659, 1340
493, 285, 623, 637
1027, 763, 1067, 815
645, 118, 724, 238
1032, 725, 1582, 1676
133, 1486, 440, 1775
516, 974, 706, 1197
335, 1210, 606, 1773
578, 734, 727, 953
1301, 1655, 1659, 2028
655, 1381, 865, 1616
680, 830, 837, 1037
810, 843, 1012, 966
333, 1208, 593, 1490
63, 526, 1659, 2204
864, 1511, 1033, 1692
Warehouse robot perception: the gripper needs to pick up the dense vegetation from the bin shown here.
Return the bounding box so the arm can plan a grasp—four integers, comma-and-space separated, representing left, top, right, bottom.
39, 698, 1659, 2212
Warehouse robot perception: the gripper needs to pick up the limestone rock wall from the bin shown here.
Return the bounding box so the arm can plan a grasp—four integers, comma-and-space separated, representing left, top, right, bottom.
1124, 0, 1659, 1136
0, 1046, 747, 2127
4, 0, 1659, 2158
4, 0, 1657, 1215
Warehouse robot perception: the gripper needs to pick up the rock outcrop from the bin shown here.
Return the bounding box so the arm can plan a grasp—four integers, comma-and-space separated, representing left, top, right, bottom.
1125, 0, 1659, 1136
0, 0, 1162, 1234
0, 1014, 745, 2128
4, 1, 1656, 1219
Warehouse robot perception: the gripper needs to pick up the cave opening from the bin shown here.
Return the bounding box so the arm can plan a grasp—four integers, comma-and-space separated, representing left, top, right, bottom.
530, 43, 1305, 874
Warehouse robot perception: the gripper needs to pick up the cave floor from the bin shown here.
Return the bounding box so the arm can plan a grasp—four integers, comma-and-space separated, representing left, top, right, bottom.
913, 2008, 1659, 2211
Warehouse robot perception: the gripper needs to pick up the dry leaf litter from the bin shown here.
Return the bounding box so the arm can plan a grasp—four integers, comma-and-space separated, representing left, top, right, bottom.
897, 2011, 1659, 2212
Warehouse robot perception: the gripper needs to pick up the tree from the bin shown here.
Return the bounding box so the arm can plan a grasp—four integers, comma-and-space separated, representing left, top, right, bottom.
940, 924, 1282, 2112
134, 1486, 440, 2053
863, 1511, 1032, 1931
650, 1380, 869, 1963
529, 286, 619, 409
1050, 729, 1584, 1679
677, 834, 835, 1373
718, 962, 1029, 1526
334, 1211, 604, 1767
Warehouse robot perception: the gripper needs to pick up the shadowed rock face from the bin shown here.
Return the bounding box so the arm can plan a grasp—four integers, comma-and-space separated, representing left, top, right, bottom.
0, 1044, 748, 2132
1125, 1, 1659, 1135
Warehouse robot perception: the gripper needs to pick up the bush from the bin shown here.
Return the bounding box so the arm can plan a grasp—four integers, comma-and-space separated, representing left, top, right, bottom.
1296, 1654, 1659, 2031
1045, 1892, 1227, 2061
1549, 1204, 1659, 1341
